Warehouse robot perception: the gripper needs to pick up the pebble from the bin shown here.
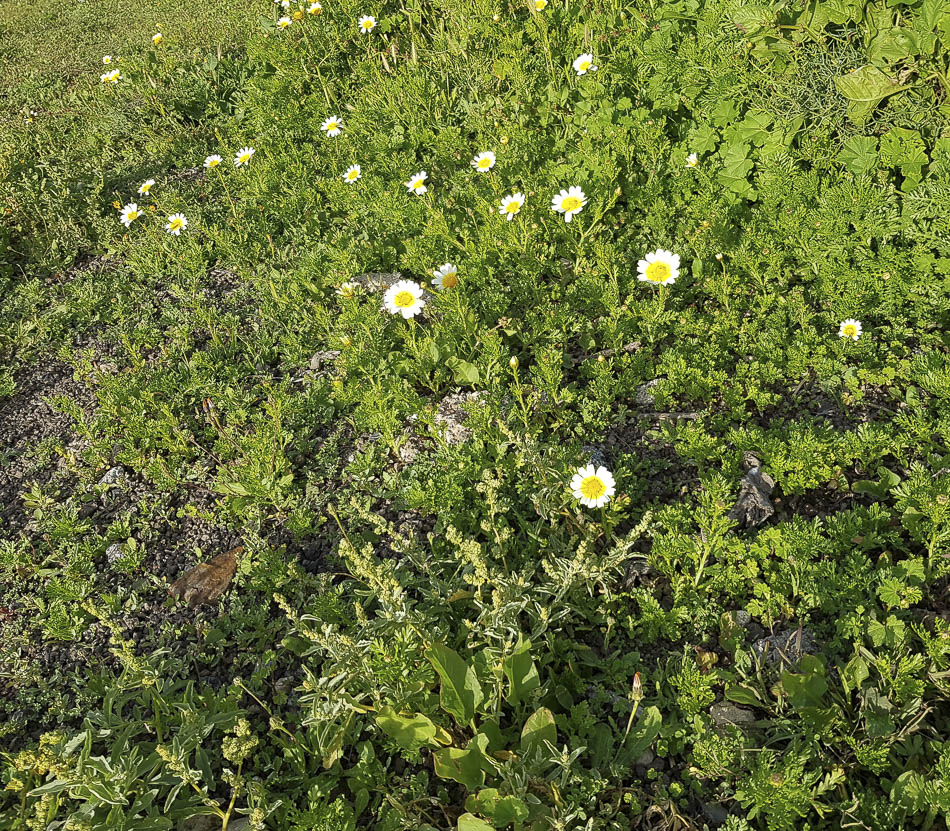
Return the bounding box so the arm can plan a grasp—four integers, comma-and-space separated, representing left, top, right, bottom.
106, 543, 124, 564
709, 702, 756, 725
98, 465, 126, 486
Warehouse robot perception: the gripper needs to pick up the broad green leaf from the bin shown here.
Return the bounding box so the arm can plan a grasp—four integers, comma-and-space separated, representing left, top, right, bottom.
458, 814, 494, 831
502, 637, 540, 705
494, 796, 530, 826
520, 707, 556, 754
465, 788, 500, 816
834, 65, 906, 124
375, 707, 438, 751
433, 736, 490, 791
622, 706, 662, 760
425, 642, 484, 724
837, 136, 878, 175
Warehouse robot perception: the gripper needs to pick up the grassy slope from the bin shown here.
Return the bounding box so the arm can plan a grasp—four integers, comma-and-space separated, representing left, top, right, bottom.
2, 1, 950, 830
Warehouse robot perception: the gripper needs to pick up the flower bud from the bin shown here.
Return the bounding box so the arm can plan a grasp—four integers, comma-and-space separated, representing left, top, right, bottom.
509, 356, 519, 370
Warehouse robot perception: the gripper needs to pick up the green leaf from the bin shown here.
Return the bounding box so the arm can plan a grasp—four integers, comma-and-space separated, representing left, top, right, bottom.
374, 707, 439, 751
502, 637, 540, 705
623, 705, 662, 760
834, 65, 906, 125
717, 142, 756, 198
425, 642, 484, 724
458, 814, 494, 831
433, 735, 490, 791
837, 136, 879, 175
446, 357, 481, 386
494, 796, 530, 826
520, 707, 556, 754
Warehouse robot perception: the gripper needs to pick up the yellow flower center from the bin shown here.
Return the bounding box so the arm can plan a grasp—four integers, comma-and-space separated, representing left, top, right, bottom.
362, 20, 373, 29
394, 291, 415, 308
579, 60, 591, 71
347, 171, 358, 180
128, 211, 138, 220
580, 476, 606, 500
505, 201, 520, 214
279, 19, 289, 27
326, 121, 337, 131
477, 157, 492, 169
240, 154, 250, 163
560, 196, 582, 212
141, 186, 151, 193
412, 179, 423, 189
535, 0, 547, 8
208, 159, 219, 167
440, 272, 458, 288
843, 325, 857, 337
170, 219, 182, 230
645, 262, 671, 283
293, 10, 304, 19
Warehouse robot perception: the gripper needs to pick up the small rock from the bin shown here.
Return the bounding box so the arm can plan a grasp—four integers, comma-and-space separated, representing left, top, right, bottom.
752, 627, 817, 667
97, 465, 126, 486
702, 801, 730, 826
734, 610, 751, 627
728, 453, 775, 528
635, 379, 659, 407
709, 702, 756, 726
352, 271, 403, 291
581, 445, 608, 468
308, 350, 341, 372
635, 749, 655, 767
106, 543, 124, 564
434, 390, 483, 446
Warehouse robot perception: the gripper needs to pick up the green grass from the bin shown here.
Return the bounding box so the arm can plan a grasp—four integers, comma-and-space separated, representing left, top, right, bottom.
2, 0, 950, 829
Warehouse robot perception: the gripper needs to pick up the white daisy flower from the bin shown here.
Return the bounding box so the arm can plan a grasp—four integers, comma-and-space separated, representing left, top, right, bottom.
686, 152, 698, 168
572, 53, 597, 75
119, 203, 141, 228
570, 464, 616, 508
308, 1, 322, 12
343, 164, 362, 183
101, 69, 121, 84
535, 0, 548, 9
102, 55, 113, 65
471, 151, 496, 172
838, 319, 862, 341
383, 280, 425, 319
204, 154, 223, 169
499, 192, 525, 221
637, 249, 680, 286
431, 263, 458, 290
550, 186, 587, 223
165, 213, 188, 235
278, 16, 292, 28
358, 15, 376, 32
137, 179, 156, 196
336, 282, 358, 298
321, 116, 342, 137
152, 32, 164, 45
234, 146, 256, 166
405, 171, 428, 195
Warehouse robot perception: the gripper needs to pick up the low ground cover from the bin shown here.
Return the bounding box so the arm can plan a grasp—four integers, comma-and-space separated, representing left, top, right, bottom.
2, 0, 950, 828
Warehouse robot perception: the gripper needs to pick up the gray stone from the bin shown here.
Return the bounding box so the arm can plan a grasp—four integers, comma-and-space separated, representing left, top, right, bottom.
728, 453, 775, 528
635, 749, 654, 767
106, 543, 123, 564
702, 801, 730, 826
97, 465, 125, 486
752, 627, 817, 667
581, 444, 608, 468
710, 702, 756, 726
635, 379, 659, 407
309, 350, 340, 372
434, 391, 483, 447
734, 610, 751, 627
